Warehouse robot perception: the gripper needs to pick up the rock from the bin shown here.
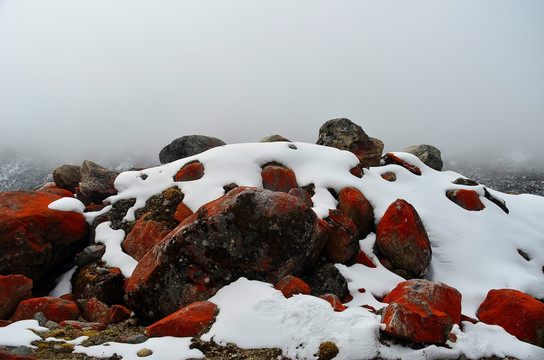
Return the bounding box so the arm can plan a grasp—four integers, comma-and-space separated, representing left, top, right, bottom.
477, 289, 544, 347
303, 263, 348, 300
74, 244, 106, 268
59, 320, 107, 331
381, 172, 397, 182
0, 191, 89, 281
133, 187, 184, 228
72, 262, 125, 306
33, 312, 47, 326
8, 345, 36, 357
288, 188, 313, 207
122, 213, 173, 261
78, 161, 118, 205
402, 145, 443, 171
118, 334, 148, 344
0, 349, 37, 360
381, 298, 453, 344
319, 294, 346, 312
174, 161, 205, 182
145, 301, 217, 338
321, 210, 359, 265
259, 134, 291, 142
0, 275, 33, 320
53, 164, 82, 193
83, 297, 111, 324
483, 188, 509, 214
37, 183, 74, 198
109, 304, 131, 323
337, 187, 374, 238
174, 201, 194, 223
44, 320, 61, 330
383, 279, 462, 324
381, 153, 422, 175
137, 348, 153, 357
274, 275, 311, 298
317, 341, 339, 360
316, 118, 382, 167
261, 165, 297, 193
10, 297, 80, 323
125, 186, 324, 321
159, 135, 226, 164
446, 189, 485, 211
375, 199, 431, 278
354, 250, 376, 268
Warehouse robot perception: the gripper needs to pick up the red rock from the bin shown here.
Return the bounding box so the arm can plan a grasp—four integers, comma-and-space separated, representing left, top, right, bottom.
461, 314, 478, 324
122, 213, 173, 261
0, 191, 89, 281
382, 298, 453, 343
446, 189, 485, 211
146, 301, 217, 338
59, 294, 75, 301
275, 276, 311, 298
38, 183, 75, 198
355, 251, 376, 268
174, 201, 194, 223
321, 210, 359, 265
10, 297, 80, 323
0, 275, 32, 320
83, 297, 111, 324
174, 161, 205, 182
0, 320, 12, 327
383, 279, 462, 325
0, 350, 37, 360
319, 294, 346, 312
59, 320, 107, 331
109, 304, 131, 323
261, 165, 297, 193
477, 289, 544, 347
337, 187, 374, 238
349, 165, 363, 178
288, 188, 313, 207
72, 263, 125, 306
382, 153, 422, 176
342, 294, 353, 303
375, 199, 431, 278
381, 172, 397, 182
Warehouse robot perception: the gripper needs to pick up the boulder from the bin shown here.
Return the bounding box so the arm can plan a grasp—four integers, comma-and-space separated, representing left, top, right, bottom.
125, 186, 324, 322
321, 210, 359, 265
477, 289, 544, 347
72, 262, 125, 306
37, 183, 74, 198
303, 263, 348, 300
0, 275, 33, 320
122, 213, 174, 261
0, 191, 89, 281
319, 294, 346, 312
174, 161, 205, 182
354, 250, 376, 268
446, 189, 485, 211
83, 297, 111, 324
78, 161, 118, 205
381, 153, 422, 175
159, 135, 226, 164
287, 188, 313, 207
53, 164, 82, 193
337, 187, 374, 238
274, 275, 311, 298
260, 134, 291, 142
316, 118, 382, 167
146, 301, 217, 338
402, 145, 443, 171
10, 297, 80, 323
375, 199, 431, 278
383, 279, 462, 325
109, 304, 131, 324
261, 165, 297, 193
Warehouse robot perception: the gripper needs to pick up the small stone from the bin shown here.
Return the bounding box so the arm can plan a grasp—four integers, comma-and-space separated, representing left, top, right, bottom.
34, 312, 47, 326
45, 320, 61, 330
118, 334, 148, 344
10, 345, 36, 357
317, 341, 339, 360
137, 348, 153, 357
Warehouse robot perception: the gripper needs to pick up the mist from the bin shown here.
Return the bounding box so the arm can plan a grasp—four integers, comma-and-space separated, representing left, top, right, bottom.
1, 0, 543, 166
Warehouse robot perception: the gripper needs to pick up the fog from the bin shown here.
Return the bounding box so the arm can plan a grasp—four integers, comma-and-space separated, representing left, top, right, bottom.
1, 0, 543, 165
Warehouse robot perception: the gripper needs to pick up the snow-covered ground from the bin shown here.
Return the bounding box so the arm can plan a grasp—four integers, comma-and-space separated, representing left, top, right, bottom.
5, 142, 544, 359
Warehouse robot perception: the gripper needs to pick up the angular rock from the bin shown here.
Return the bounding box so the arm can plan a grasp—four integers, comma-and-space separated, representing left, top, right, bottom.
261, 165, 297, 193
0, 275, 33, 320
159, 135, 226, 164
383, 279, 462, 324
477, 289, 544, 347
322, 210, 359, 265
174, 201, 194, 223
402, 145, 443, 171
446, 189, 485, 211
303, 263, 348, 300
53, 164, 82, 193
274, 275, 311, 298
174, 161, 205, 182
109, 304, 131, 324
37, 183, 74, 198
74, 244, 106, 268
122, 213, 173, 261
59, 320, 107, 331
381, 153, 422, 175
354, 250, 376, 268
319, 294, 346, 312
146, 301, 217, 338
125, 187, 324, 322
83, 297, 111, 324
78, 161, 118, 205
72, 262, 125, 306
288, 188, 313, 207
381, 172, 397, 182
10, 297, 80, 323
0, 191, 89, 281
375, 199, 431, 278
316, 118, 382, 167
337, 187, 374, 238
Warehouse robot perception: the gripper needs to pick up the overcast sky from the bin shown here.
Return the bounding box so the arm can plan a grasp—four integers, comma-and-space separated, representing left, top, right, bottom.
0, 0, 543, 164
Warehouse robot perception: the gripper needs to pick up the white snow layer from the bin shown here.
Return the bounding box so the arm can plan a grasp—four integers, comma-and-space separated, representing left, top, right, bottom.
14, 142, 544, 359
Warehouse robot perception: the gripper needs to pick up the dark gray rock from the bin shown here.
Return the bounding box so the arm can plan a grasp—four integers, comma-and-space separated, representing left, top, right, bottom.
53, 164, 82, 193
78, 160, 118, 205
402, 144, 443, 171
159, 135, 226, 164
303, 263, 348, 300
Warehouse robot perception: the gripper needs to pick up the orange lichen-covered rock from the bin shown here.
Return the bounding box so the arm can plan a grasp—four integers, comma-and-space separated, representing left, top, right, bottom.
109, 304, 131, 324
0, 274, 32, 320
354, 251, 376, 268
319, 294, 346, 312
261, 165, 297, 193
322, 210, 359, 265
477, 289, 544, 347
174, 201, 194, 223
337, 187, 374, 238
382, 153, 422, 176
446, 189, 485, 211
375, 199, 431, 278
10, 297, 80, 323
122, 213, 173, 261
0, 191, 89, 281
146, 301, 217, 338
174, 161, 205, 182
83, 297, 111, 324
275, 275, 311, 298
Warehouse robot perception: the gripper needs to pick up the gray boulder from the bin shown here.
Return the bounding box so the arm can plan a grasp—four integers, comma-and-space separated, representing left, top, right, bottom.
260, 134, 291, 142
53, 164, 81, 193
159, 135, 226, 164
78, 161, 118, 205
402, 144, 443, 171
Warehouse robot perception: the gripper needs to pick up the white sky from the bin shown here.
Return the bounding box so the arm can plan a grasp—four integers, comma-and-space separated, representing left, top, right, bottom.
0, 0, 543, 163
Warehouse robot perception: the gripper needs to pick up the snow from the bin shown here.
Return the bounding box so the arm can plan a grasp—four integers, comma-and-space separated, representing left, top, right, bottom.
0, 320, 48, 348
48, 265, 76, 298
9, 142, 544, 359
48, 197, 85, 213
